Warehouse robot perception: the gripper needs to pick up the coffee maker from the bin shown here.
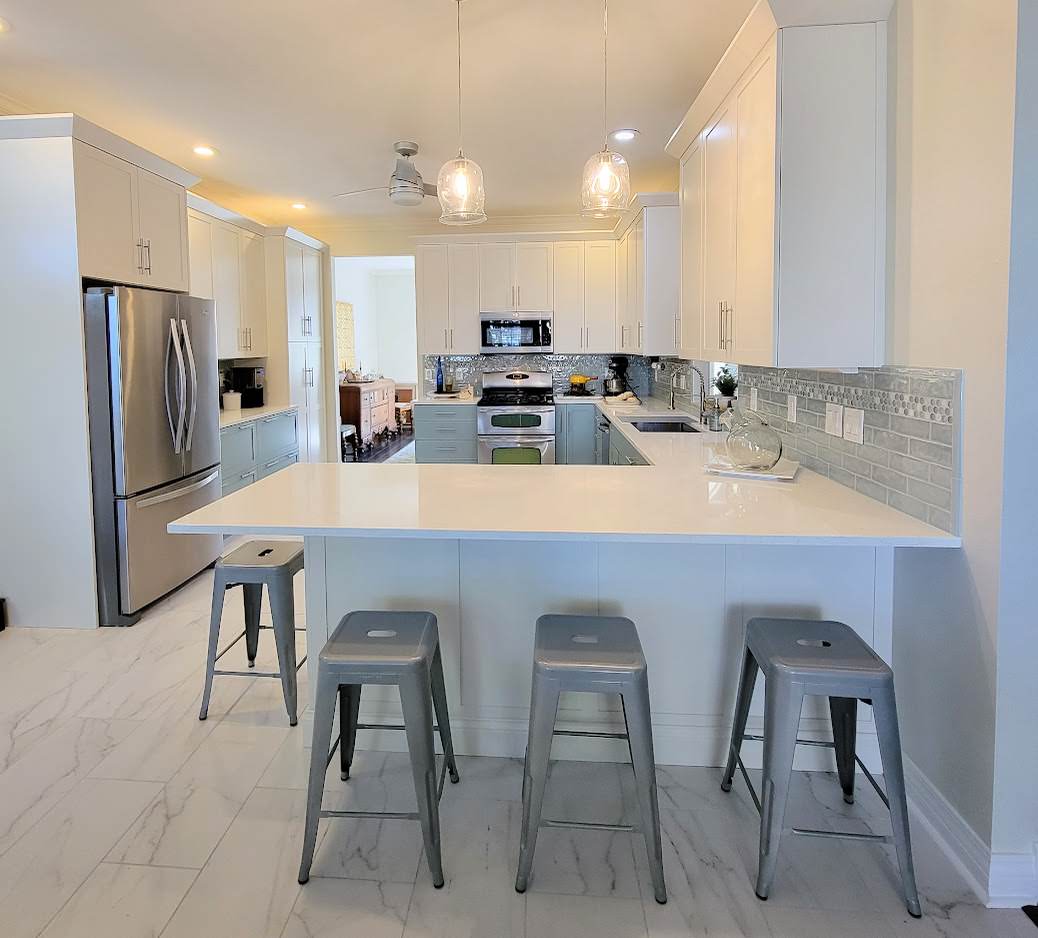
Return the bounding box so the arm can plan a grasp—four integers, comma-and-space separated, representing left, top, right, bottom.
230, 366, 265, 408
603, 356, 631, 396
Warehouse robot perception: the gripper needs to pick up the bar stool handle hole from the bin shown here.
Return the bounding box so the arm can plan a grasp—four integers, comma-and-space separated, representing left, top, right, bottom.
571, 634, 600, 644
257, 548, 274, 557
367, 629, 398, 638
796, 639, 832, 648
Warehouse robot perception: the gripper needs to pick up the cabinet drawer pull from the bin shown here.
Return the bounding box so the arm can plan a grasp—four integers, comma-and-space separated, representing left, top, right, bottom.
263, 457, 282, 469
240, 472, 252, 480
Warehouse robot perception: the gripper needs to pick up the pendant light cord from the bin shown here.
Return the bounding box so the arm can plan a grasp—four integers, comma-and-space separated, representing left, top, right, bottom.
456, 0, 464, 157
602, 0, 609, 151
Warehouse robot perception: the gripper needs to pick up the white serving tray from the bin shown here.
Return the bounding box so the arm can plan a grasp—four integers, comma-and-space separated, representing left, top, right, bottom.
703, 457, 800, 482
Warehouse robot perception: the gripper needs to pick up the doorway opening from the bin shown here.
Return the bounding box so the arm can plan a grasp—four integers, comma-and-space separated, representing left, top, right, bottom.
332, 256, 418, 463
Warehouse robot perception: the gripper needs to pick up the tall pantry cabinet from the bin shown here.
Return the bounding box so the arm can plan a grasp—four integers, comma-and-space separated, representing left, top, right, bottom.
267, 233, 327, 462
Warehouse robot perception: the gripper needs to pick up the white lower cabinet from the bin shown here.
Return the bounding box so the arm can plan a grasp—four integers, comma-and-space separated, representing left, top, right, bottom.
289, 342, 324, 462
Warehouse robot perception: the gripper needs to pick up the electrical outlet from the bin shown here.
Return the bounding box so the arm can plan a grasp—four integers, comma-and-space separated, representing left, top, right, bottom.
787, 394, 797, 424
843, 407, 865, 445
750, 387, 759, 411
825, 402, 844, 437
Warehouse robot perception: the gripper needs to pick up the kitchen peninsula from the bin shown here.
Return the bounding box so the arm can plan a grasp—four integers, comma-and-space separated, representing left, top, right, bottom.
171, 402, 958, 771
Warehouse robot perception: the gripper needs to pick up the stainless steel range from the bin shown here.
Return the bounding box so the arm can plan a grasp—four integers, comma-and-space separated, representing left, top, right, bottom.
477, 371, 555, 465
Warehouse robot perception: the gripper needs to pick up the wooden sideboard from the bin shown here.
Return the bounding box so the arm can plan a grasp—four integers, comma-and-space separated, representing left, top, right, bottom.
339, 379, 396, 445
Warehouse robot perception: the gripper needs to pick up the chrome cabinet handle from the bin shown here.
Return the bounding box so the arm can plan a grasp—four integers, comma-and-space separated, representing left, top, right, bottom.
136, 239, 144, 274
449, 327, 454, 349
638, 322, 643, 349
143, 239, 152, 275
443, 328, 448, 349
517, 285, 521, 308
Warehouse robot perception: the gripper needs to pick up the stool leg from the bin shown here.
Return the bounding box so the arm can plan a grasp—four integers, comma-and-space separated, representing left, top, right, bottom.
872, 688, 922, 918
828, 696, 858, 805
622, 680, 667, 904
515, 675, 559, 894
722, 646, 759, 792
199, 570, 228, 721
400, 666, 444, 888
268, 573, 299, 726
755, 679, 804, 901
242, 583, 263, 667
298, 667, 338, 884
430, 645, 460, 784
338, 684, 361, 781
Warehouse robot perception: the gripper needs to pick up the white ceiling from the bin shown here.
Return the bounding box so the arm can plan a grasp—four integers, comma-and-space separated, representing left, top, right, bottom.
0, 0, 752, 229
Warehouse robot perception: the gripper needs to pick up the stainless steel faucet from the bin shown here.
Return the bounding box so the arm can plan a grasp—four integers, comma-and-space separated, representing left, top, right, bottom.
670, 370, 679, 410
689, 365, 708, 425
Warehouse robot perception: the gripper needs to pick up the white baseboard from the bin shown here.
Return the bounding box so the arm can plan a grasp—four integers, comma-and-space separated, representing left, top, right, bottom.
987, 850, 1038, 909
903, 756, 990, 904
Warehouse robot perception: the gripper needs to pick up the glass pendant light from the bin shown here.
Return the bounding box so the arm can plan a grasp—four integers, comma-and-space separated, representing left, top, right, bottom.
438, 0, 486, 225
581, 0, 630, 218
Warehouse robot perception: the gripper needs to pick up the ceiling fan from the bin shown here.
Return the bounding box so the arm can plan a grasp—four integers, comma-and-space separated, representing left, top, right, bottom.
332, 141, 437, 206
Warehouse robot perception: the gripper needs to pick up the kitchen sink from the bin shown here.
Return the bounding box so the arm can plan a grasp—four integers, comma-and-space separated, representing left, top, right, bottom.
628, 419, 700, 433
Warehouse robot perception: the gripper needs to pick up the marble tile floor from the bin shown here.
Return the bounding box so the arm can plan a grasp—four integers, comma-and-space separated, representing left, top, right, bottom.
0, 570, 1032, 937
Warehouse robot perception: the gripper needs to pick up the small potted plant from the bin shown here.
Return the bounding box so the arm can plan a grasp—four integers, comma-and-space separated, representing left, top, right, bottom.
714, 366, 738, 404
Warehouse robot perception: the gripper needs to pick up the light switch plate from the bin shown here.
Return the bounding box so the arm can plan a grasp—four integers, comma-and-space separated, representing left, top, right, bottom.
787, 394, 797, 423
750, 387, 759, 411
843, 407, 865, 445
825, 402, 844, 437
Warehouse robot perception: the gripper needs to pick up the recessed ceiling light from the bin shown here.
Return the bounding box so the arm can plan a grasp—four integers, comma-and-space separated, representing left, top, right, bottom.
291, 203, 306, 210
192, 145, 216, 157
610, 128, 639, 143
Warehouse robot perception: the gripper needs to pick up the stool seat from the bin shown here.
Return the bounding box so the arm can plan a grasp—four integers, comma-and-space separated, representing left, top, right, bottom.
746, 618, 891, 690
534, 614, 646, 677
220, 540, 304, 574
321, 610, 437, 673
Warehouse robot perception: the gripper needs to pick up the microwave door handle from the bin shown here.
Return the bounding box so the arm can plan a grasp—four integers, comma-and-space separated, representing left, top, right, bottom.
181, 319, 198, 451
169, 318, 187, 454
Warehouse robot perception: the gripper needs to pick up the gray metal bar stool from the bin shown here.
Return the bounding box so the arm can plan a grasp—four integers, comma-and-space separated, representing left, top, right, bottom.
199, 540, 306, 726
297, 610, 459, 888
721, 617, 921, 918
514, 614, 667, 904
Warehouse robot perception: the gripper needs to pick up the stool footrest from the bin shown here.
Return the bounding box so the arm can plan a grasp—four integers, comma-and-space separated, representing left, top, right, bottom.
321, 809, 419, 821
742, 733, 835, 751
542, 818, 636, 834
792, 826, 892, 845
552, 729, 629, 740
215, 668, 280, 679
354, 722, 447, 734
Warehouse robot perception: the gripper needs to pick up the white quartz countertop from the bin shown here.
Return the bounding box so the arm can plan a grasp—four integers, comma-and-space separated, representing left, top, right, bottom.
219, 403, 298, 429
174, 399, 959, 548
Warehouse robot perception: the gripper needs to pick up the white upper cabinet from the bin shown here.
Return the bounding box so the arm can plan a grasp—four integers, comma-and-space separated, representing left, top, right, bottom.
447, 244, 480, 354
478, 242, 552, 312
478, 243, 515, 312
668, 5, 890, 368
73, 141, 188, 291
284, 239, 306, 342
679, 142, 704, 360
301, 245, 322, 341
211, 223, 242, 359
617, 203, 679, 357
187, 213, 214, 299
583, 241, 616, 353
551, 242, 584, 354
240, 231, 267, 355
416, 243, 480, 355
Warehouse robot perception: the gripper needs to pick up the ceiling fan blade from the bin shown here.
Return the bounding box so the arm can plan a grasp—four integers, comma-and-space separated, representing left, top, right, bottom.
423, 183, 438, 197
332, 186, 390, 199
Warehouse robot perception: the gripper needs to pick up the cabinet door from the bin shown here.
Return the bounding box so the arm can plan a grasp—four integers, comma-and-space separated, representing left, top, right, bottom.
679, 143, 704, 359
285, 239, 306, 341
240, 231, 267, 355
632, 218, 645, 353
478, 243, 515, 312
302, 246, 322, 341
305, 343, 324, 462
447, 243, 480, 354
552, 242, 584, 354
73, 141, 140, 285
616, 233, 628, 349
622, 223, 641, 352
703, 102, 738, 359
554, 404, 569, 465
583, 240, 616, 353
733, 53, 777, 365
136, 168, 189, 291
187, 212, 214, 300
417, 244, 450, 355
288, 343, 310, 460
515, 242, 553, 311
566, 405, 597, 466
212, 223, 243, 359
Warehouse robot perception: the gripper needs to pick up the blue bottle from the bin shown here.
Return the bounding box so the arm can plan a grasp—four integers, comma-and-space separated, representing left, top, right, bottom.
435, 356, 444, 393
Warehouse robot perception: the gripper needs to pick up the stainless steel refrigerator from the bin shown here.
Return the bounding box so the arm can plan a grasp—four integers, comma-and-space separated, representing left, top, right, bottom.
84, 286, 223, 626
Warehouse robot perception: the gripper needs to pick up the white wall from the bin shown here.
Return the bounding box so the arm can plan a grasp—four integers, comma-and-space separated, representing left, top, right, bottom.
886, 0, 1020, 895
333, 256, 416, 384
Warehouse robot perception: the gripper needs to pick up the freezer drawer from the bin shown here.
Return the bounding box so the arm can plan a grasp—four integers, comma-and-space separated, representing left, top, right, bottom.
116, 468, 222, 614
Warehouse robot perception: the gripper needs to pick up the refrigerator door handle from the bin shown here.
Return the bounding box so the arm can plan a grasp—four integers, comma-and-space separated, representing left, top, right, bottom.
181, 319, 198, 452
135, 469, 220, 509
168, 318, 187, 454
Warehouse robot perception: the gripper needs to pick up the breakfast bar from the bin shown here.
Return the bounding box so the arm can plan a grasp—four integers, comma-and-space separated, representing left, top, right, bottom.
171, 410, 958, 772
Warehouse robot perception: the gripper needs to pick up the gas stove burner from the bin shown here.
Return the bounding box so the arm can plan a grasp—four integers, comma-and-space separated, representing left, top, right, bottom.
477, 370, 555, 408
479, 389, 555, 407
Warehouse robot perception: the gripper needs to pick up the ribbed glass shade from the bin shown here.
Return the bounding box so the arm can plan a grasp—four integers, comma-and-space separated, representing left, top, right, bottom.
580, 148, 631, 217
437, 155, 486, 226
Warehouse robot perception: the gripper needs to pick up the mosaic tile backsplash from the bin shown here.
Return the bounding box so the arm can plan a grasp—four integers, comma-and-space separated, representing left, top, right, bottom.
647, 359, 962, 534
422, 354, 651, 397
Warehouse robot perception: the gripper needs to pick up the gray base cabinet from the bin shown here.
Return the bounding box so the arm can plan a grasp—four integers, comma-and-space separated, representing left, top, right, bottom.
221, 409, 299, 495
556, 404, 598, 465
413, 404, 477, 463
608, 428, 649, 466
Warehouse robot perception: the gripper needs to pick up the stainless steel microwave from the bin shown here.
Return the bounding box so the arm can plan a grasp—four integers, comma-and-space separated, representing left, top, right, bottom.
479, 312, 552, 354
